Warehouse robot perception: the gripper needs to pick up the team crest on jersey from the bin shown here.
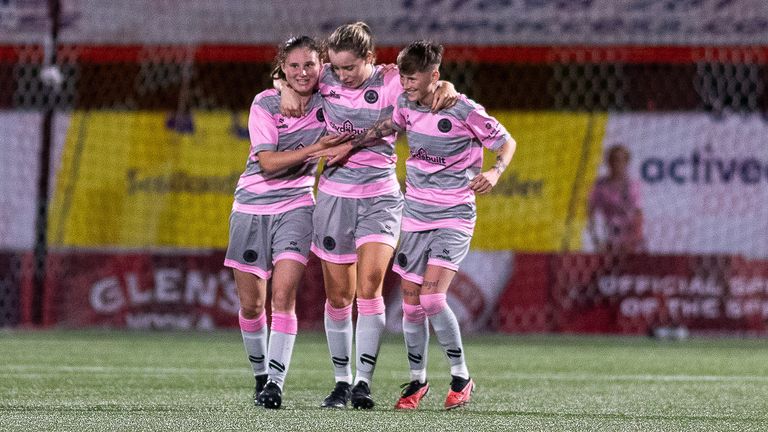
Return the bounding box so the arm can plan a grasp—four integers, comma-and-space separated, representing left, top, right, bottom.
484, 120, 501, 140
438, 118, 452, 133
364, 90, 379, 104
316, 108, 325, 122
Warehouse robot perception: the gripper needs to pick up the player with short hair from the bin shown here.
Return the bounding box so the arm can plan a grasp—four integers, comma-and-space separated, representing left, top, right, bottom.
224, 35, 351, 410
366, 40, 517, 410
280, 22, 458, 410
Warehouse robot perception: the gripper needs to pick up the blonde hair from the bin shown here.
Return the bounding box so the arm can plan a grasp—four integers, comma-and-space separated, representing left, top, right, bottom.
326, 21, 375, 61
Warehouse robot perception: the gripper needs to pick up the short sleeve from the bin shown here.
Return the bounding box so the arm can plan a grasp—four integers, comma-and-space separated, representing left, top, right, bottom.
465, 107, 511, 151
381, 67, 404, 106
248, 102, 278, 154
391, 96, 407, 133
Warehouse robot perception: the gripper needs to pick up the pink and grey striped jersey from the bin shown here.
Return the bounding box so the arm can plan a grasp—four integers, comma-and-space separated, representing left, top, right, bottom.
233, 89, 325, 215
391, 94, 511, 234
317, 64, 403, 198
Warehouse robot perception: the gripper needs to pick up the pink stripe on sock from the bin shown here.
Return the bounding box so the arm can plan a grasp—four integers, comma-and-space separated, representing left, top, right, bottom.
271, 312, 298, 335
357, 297, 385, 316
402, 302, 426, 324
325, 300, 353, 321
239, 309, 266, 332
420, 293, 448, 316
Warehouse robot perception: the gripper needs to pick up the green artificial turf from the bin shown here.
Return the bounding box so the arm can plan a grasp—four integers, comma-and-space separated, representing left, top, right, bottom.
1, 330, 767, 431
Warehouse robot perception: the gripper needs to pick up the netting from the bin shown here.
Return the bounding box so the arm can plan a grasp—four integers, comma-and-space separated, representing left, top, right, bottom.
2, 0, 767, 333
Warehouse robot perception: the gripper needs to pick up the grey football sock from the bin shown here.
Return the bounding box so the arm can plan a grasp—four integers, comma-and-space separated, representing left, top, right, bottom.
324, 311, 353, 383
267, 330, 296, 389
241, 326, 268, 376
429, 307, 469, 379
354, 312, 386, 385
402, 315, 429, 382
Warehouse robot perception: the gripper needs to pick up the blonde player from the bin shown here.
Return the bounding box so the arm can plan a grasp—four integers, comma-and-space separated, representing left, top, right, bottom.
280, 22, 457, 409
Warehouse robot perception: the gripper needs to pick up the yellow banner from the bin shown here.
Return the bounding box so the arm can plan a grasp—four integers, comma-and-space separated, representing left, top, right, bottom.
50, 110, 605, 251
395, 111, 606, 251
465, 111, 605, 251
49, 111, 245, 248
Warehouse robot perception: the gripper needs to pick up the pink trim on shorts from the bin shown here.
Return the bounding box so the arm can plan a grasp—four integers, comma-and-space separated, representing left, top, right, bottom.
239, 309, 267, 332
402, 302, 426, 324
355, 234, 397, 249
273, 251, 309, 266
325, 300, 353, 321
420, 293, 448, 316
224, 258, 271, 280
310, 243, 358, 264
317, 175, 400, 198
401, 217, 474, 235
357, 297, 385, 316
232, 194, 314, 215
392, 264, 424, 285
271, 312, 298, 335
427, 258, 460, 272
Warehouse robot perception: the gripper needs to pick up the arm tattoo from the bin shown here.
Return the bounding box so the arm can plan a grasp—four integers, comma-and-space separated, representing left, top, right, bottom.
493, 155, 508, 176
350, 119, 393, 148
366, 118, 395, 143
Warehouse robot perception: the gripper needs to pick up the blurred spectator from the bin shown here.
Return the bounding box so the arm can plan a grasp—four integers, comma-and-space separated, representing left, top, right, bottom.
588, 144, 645, 254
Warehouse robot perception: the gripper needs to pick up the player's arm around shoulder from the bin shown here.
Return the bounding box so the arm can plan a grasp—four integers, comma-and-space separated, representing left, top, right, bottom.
432, 79, 459, 112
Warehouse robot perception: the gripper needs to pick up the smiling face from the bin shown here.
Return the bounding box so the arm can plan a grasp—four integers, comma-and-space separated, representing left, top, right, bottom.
281, 47, 321, 96
399, 68, 439, 106
328, 49, 374, 88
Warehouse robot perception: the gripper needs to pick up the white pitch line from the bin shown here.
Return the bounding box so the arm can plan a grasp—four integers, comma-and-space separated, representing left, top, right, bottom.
485, 371, 768, 383
2, 365, 767, 383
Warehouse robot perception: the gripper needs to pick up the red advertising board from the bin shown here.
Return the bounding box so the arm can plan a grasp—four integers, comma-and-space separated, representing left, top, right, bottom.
498, 253, 768, 335
39, 251, 400, 330
14, 250, 768, 335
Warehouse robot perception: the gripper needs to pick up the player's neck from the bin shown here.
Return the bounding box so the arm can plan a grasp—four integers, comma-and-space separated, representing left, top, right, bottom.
296, 92, 312, 108
360, 63, 375, 85
417, 87, 437, 108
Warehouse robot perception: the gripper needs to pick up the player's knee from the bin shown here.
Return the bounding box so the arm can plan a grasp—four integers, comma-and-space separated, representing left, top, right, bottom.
326, 295, 353, 309
239, 301, 265, 318
419, 292, 448, 316
271, 291, 296, 313
358, 271, 385, 297
402, 301, 426, 323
